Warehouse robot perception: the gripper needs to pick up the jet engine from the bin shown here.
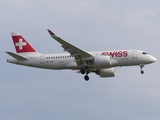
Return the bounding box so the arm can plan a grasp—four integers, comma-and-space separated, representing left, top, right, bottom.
93, 56, 111, 67
95, 68, 115, 77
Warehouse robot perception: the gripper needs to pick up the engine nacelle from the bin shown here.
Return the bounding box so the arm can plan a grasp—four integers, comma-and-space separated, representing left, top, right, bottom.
94, 56, 111, 67
96, 68, 115, 77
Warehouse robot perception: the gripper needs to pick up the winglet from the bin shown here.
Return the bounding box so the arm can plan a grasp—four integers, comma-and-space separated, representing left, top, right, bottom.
47, 29, 56, 37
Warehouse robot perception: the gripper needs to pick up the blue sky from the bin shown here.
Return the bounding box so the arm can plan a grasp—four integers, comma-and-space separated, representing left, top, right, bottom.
1, 0, 160, 120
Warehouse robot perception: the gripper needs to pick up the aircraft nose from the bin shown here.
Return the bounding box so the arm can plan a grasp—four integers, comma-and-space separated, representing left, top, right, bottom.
150, 56, 157, 63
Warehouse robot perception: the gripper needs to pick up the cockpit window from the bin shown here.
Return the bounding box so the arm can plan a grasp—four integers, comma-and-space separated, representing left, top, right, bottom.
142, 52, 147, 55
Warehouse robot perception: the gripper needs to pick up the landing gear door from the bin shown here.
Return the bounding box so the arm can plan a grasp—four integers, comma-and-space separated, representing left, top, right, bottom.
40, 55, 45, 64
132, 51, 137, 59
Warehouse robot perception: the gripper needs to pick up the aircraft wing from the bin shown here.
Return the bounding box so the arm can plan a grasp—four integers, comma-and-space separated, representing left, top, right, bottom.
47, 29, 93, 65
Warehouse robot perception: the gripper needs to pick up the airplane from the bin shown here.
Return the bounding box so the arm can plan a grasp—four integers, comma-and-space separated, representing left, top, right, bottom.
6, 29, 157, 81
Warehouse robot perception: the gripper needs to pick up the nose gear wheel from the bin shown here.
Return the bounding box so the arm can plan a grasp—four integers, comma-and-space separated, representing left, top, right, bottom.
140, 64, 144, 74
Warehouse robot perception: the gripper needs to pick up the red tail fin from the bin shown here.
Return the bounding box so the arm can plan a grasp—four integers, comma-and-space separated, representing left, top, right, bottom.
11, 32, 36, 53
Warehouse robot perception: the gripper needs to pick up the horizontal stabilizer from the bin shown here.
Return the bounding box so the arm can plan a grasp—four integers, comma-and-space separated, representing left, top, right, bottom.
6, 52, 29, 60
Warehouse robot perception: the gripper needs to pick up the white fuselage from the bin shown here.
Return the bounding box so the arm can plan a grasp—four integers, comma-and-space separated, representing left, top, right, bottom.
7, 50, 156, 71
7, 29, 157, 80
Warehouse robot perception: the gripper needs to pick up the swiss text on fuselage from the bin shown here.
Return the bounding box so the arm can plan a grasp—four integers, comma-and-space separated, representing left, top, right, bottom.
102, 51, 128, 57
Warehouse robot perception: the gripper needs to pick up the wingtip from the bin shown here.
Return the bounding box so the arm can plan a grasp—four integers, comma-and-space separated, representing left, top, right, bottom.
47, 29, 55, 36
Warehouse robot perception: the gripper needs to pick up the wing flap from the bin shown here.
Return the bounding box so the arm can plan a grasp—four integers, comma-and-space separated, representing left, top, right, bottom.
6, 52, 29, 60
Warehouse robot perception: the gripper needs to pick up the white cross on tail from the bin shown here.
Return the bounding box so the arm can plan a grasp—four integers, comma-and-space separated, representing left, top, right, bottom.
15, 38, 26, 50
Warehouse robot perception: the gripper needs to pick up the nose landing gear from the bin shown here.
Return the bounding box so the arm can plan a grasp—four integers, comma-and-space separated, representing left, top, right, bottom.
140, 64, 144, 74
141, 70, 144, 74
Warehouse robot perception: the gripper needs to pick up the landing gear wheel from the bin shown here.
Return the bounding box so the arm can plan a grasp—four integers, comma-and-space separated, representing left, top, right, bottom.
84, 75, 89, 81
80, 69, 85, 74
140, 65, 144, 74
141, 70, 144, 74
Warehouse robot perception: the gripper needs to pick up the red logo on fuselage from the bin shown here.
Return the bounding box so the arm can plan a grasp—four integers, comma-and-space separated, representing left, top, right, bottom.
102, 51, 128, 57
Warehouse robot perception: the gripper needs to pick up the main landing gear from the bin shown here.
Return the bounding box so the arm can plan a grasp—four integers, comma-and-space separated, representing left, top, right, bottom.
84, 75, 89, 81
140, 64, 144, 74
80, 68, 85, 74
80, 66, 90, 81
